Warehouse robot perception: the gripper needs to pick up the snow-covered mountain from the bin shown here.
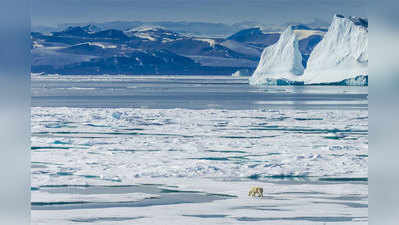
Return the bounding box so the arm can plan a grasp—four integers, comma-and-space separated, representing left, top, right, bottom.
249, 26, 304, 85
302, 14, 368, 84
31, 26, 257, 75
31, 22, 324, 76
125, 27, 183, 42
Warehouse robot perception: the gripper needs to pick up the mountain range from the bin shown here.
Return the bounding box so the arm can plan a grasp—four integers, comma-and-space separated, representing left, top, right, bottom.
31, 23, 325, 75
32, 19, 329, 37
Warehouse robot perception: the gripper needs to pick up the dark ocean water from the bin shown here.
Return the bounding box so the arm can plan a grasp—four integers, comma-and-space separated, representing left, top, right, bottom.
31, 75, 367, 110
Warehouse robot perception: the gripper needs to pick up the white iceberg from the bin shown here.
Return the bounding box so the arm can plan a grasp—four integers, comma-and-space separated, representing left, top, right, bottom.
249, 26, 304, 85
302, 14, 368, 85
232, 69, 251, 77
232, 71, 241, 77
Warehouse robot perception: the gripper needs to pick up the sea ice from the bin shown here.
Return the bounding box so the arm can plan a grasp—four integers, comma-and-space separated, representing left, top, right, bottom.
31, 106, 368, 225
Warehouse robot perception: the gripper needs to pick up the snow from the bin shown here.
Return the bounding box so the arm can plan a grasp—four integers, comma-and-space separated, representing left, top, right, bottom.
293, 29, 324, 40
249, 26, 304, 85
125, 26, 181, 42
231, 70, 251, 77
126, 26, 163, 33
31, 103, 367, 224
232, 71, 241, 77
135, 33, 156, 41
32, 178, 368, 225
32, 41, 44, 48
220, 39, 261, 57
302, 15, 368, 84
31, 107, 368, 224
31, 107, 367, 187
65, 42, 118, 49
87, 42, 117, 49
232, 71, 240, 77
249, 15, 368, 86
125, 27, 159, 41
32, 192, 158, 204
195, 38, 216, 48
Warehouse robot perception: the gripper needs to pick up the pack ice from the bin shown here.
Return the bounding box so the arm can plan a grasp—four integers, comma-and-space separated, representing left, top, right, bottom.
249, 26, 304, 85
302, 14, 368, 85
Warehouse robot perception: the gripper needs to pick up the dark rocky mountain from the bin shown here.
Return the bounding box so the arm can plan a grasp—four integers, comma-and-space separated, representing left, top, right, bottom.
32, 49, 251, 75
291, 24, 328, 32
48, 21, 242, 37
348, 17, 368, 28
31, 25, 325, 75
227, 27, 280, 49
298, 35, 323, 67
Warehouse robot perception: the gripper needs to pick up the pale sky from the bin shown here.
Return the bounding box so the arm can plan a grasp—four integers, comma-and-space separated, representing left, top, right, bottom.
32, 0, 367, 26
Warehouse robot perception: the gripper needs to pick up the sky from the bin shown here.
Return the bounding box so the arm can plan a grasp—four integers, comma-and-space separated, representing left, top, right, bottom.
32, 0, 367, 26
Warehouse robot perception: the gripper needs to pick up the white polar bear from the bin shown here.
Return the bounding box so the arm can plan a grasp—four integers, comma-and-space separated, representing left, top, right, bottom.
248, 186, 263, 197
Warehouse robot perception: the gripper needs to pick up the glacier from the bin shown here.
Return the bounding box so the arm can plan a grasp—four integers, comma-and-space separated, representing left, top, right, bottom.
249, 26, 304, 85
302, 14, 368, 85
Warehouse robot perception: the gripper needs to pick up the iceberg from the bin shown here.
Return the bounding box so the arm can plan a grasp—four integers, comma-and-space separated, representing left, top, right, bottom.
249, 26, 304, 85
232, 69, 251, 77
232, 71, 241, 77
302, 15, 368, 85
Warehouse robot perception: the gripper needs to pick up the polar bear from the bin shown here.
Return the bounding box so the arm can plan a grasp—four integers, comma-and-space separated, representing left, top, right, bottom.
248, 186, 263, 197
